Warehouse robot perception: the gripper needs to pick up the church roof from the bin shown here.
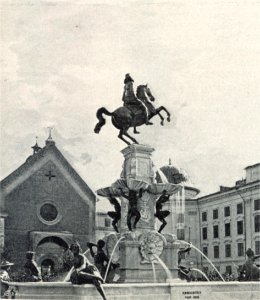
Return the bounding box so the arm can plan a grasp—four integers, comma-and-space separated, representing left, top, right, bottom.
0, 140, 96, 204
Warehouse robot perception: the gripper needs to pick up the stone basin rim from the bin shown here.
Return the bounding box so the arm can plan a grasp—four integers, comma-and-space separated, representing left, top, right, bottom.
8, 281, 260, 287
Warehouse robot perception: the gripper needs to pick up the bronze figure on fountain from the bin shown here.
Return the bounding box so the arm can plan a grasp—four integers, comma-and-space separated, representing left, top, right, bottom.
107, 196, 121, 233
154, 190, 171, 233
69, 242, 107, 300
120, 188, 144, 231
94, 74, 171, 145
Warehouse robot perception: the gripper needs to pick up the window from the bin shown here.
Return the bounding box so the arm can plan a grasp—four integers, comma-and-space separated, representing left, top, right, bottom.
255, 241, 260, 255
202, 212, 207, 222
225, 244, 231, 257
226, 266, 232, 275
255, 199, 260, 211
203, 246, 208, 257
202, 227, 207, 240
237, 221, 243, 235
40, 203, 58, 221
104, 218, 111, 227
225, 223, 231, 236
214, 245, 219, 258
224, 206, 230, 217
237, 203, 243, 214
213, 225, 219, 238
255, 215, 260, 232
213, 209, 218, 219
237, 243, 244, 257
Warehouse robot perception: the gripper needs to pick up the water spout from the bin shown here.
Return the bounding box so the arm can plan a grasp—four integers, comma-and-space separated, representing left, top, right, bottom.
151, 261, 157, 283
103, 236, 125, 283
191, 268, 210, 281
178, 240, 225, 282
152, 254, 172, 281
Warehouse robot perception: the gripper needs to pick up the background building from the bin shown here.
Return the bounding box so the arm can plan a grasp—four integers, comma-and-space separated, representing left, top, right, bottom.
0, 135, 96, 273
197, 163, 260, 276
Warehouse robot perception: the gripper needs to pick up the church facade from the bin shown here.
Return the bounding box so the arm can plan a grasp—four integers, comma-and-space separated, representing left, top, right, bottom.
0, 135, 96, 273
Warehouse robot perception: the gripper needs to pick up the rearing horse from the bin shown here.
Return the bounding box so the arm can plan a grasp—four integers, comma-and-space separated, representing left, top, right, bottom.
94, 85, 171, 145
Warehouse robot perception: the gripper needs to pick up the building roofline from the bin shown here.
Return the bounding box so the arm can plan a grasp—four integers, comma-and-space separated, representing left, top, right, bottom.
0, 143, 96, 201
245, 163, 260, 169
197, 180, 260, 201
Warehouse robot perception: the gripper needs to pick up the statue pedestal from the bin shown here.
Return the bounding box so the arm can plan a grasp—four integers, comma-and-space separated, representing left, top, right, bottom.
118, 144, 180, 282
120, 144, 155, 183
119, 236, 180, 283
97, 144, 181, 282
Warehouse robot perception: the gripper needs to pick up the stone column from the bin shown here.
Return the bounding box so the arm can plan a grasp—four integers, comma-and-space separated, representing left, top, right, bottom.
120, 144, 155, 183
120, 144, 157, 233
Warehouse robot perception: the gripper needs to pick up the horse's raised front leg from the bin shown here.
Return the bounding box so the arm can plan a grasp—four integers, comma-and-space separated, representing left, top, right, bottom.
133, 126, 140, 134
156, 106, 171, 122
158, 112, 164, 126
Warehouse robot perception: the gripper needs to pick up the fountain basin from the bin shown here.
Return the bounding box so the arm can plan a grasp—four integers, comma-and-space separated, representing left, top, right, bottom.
8, 281, 260, 300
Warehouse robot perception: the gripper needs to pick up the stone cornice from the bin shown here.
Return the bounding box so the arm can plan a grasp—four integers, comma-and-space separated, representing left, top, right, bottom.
197, 181, 260, 204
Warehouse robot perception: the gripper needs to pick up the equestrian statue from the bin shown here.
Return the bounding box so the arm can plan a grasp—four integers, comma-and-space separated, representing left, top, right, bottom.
94, 74, 171, 145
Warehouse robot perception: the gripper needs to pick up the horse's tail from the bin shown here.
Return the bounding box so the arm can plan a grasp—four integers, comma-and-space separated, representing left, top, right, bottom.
94, 107, 113, 134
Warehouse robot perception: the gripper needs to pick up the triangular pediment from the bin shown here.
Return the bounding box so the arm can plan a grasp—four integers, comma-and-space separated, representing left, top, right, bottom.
1, 144, 96, 209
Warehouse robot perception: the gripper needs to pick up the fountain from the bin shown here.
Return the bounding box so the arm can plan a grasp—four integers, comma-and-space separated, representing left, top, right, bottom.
8, 142, 260, 299
7, 81, 260, 299
96, 144, 181, 283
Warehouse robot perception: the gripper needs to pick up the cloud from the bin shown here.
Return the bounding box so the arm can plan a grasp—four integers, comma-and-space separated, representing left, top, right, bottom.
1, 1, 260, 197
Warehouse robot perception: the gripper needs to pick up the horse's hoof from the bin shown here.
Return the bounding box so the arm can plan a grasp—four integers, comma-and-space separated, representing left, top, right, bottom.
167, 117, 171, 122
160, 121, 164, 126
134, 131, 140, 134
146, 122, 153, 125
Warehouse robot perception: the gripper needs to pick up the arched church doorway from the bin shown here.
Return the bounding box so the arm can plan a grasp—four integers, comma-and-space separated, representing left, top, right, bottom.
35, 236, 68, 273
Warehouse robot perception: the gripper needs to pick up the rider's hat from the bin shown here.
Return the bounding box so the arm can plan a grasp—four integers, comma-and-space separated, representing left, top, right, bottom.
124, 73, 134, 84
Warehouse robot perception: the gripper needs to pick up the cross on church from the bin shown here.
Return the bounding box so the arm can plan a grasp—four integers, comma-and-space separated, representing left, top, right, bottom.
45, 170, 56, 181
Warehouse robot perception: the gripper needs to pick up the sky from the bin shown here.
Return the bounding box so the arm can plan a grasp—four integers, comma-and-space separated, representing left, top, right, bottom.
1, 0, 260, 198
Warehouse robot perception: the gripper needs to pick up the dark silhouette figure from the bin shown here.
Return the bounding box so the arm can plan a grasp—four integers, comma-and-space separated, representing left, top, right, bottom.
69, 242, 107, 300
239, 248, 260, 281
121, 188, 143, 231
94, 82, 171, 145
23, 251, 42, 282
154, 190, 170, 233
107, 196, 121, 233
87, 240, 109, 279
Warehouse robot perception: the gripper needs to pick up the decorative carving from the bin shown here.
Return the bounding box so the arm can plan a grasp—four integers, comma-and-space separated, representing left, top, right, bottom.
138, 193, 151, 223
139, 231, 167, 264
